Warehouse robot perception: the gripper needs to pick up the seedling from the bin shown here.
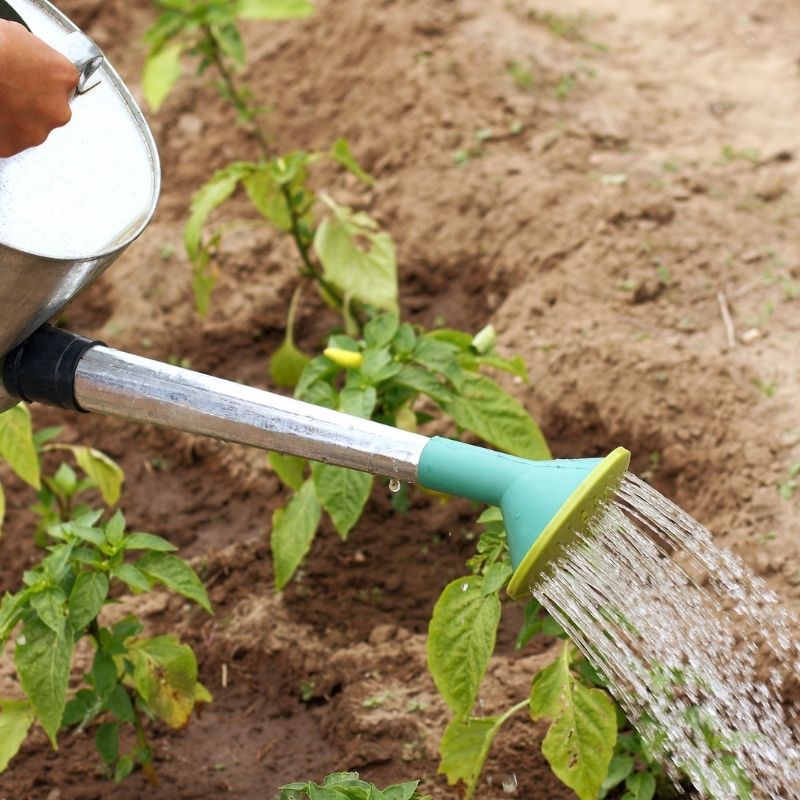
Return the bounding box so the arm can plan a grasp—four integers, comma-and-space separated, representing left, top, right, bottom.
0, 406, 211, 783
278, 771, 431, 800
778, 463, 800, 500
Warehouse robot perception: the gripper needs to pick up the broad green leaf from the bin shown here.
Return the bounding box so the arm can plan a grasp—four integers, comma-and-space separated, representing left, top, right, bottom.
443, 372, 551, 460
269, 452, 307, 491
114, 755, 135, 781
481, 562, 512, 595
311, 463, 372, 539
0, 699, 34, 772
271, 336, 311, 388
601, 754, 635, 794
184, 164, 248, 262
471, 324, 496, 355
438, 716, 501, 798
61, 688, 100, 728
105, 510, 126, 546
90, 650, 118, 698
330, 138, 374, 184
111, 564, 153, 592
339, 386, 377, 419
237, 0, 314, 20
123, 533, 177, 552
530, 645, 617, 800
105, 683, 136, 724
393, 365, 452, 404
308, 785, 344, 800
427, 576, 501, 720
72, 447, 124, 506
68, 572, 109, 632
623, 772, 656, 800
31, 590, 66, 640
364, 313, 399, 348
142, 42, 183, 111
137, 553, 211, 613
382, 782, 420, 800
243, 167, 292, 231
128, 635, 200, 728
0, 404, 40, 489
314, 199, 398, 313
0, 589, 31, 644
15, 617, 73, 746
95, 721, 119, 765
271, 479, 321, 589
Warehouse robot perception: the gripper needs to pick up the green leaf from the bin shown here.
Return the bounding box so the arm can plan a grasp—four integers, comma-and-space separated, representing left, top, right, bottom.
330, 138, 374, 184
339, 386, 377, 419
471, 324, 496, 355
0, 404, 40, 489
95, 721, 119, 765
114, 755, 135, 781
311, 463, 372, 539
15, 617, 73, 746
601, 755, 635, 793
0, 699, 34, 772
137, 553, 211, 613
61, 688, 100, 728
90, 649, 118, 699
185, 164, 248, 263
393, 365, 452, 404
123, 533, 177, 552
111, 564, 152, 592
427, 576, 501, 720
243, 167, 292, 231
142, 42, 183, 111
269, 452, 308, 491
314, 198, 398, 313
236, 0, 314, 20
623, 772, 656, 800
443, 372, 551, 460
270, 479, 321, 589
68, 572, 109, 632
530, 645, 617, 800
481, 562, 512, 595
438, 716, 502, 798
72, 447, 124, 506
31, 590, 66, 640
128, 635, 201, 728
105, 683, 136, 724
382, 781, 420, 800
105, 510, 126, 546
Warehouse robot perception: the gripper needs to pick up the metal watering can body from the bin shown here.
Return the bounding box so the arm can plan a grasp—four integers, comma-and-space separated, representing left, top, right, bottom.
0, 0, 160, 411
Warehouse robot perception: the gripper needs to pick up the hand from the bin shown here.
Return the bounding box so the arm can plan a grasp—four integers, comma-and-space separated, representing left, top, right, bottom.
0, 20, 79, 158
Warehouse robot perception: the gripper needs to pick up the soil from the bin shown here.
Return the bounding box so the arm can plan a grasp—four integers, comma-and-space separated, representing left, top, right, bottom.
2, 0, 800, 798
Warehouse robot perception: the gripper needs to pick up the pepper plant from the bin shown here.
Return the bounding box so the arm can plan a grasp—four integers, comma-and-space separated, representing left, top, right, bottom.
277, 771, 431, 800
0, 403, 211, 783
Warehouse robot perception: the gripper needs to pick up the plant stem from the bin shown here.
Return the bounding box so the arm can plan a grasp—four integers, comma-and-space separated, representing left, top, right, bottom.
131, 698, 159, 786
201, 27, 349, 315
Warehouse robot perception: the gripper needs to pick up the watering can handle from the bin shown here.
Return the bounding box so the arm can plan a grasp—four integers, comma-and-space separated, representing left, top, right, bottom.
62, 30, 103, 97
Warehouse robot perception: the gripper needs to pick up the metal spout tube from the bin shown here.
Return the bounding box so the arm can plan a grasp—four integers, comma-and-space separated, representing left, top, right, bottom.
73, 347, 429, 482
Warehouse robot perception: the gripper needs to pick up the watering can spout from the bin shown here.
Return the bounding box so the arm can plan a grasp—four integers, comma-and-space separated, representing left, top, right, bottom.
0, 325, 630, 600
417, 438, 630, 598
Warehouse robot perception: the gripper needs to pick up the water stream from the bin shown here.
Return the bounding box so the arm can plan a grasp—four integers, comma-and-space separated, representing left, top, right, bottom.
532, 473, 800, 799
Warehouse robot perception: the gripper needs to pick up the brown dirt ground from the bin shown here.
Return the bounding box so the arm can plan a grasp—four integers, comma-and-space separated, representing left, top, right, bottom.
2, 0, 800, 798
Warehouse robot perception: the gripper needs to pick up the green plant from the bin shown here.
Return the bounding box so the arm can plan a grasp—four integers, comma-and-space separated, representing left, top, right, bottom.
778, 463, 800, 500
277, 771, 430, 800
0, 404, 211, 783
269, 313, 549, 588
144, 0, 397, 386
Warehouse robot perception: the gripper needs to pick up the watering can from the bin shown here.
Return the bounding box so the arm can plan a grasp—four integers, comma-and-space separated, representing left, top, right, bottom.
0, 0, 629, 598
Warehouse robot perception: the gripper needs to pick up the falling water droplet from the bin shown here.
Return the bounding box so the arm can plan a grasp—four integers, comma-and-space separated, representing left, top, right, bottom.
502, 773, 517, 793
460, 581, 469, 592
16, 634, 26, 646
389, 478, 401, 493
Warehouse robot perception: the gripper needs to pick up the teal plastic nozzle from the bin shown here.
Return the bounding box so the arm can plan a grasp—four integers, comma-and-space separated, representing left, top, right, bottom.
417, 437, 630, 599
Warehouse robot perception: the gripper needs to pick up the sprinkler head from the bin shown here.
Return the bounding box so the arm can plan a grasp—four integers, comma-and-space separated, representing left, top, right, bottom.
505, 446, 630, 599
416, 439, 631, 600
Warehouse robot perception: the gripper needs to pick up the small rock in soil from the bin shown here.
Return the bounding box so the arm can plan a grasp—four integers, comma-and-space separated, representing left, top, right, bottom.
753, 172, 787, 202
